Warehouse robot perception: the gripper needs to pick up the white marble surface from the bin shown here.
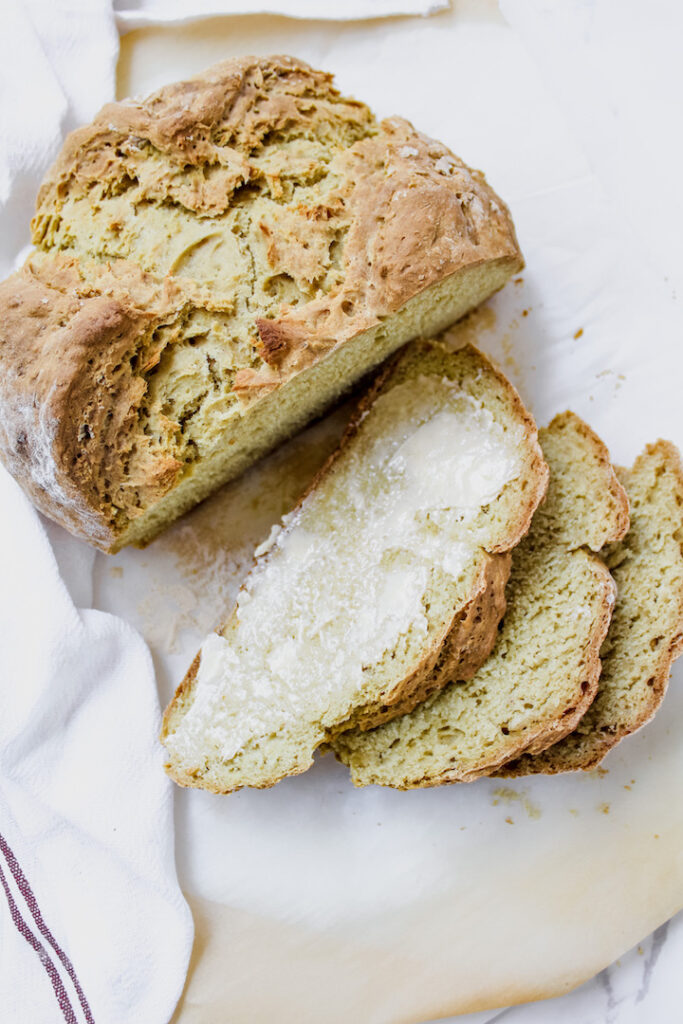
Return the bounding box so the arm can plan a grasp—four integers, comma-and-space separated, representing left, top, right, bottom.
438, 909, 683, 1023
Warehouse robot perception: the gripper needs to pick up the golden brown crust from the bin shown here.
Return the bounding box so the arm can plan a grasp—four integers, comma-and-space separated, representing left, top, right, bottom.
0, 255, 195, 548
33, 56, 358, 221
0, 55, 522, 551
237, 118, 522, 390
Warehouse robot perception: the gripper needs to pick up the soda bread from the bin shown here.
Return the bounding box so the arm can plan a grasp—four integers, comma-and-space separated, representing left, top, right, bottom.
161, 341, 548, 793
0, 56, 522, 552
502, 440, 683, 775
333, 413, 629, 788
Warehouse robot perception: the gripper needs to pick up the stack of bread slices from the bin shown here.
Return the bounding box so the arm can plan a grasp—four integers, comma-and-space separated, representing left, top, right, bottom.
161, 335, 683, 793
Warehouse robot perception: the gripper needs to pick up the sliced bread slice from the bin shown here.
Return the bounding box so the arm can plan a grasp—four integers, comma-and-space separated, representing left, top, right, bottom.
161, 341, 548, 793
502, 440, 683, 775
333, 412, 629, 788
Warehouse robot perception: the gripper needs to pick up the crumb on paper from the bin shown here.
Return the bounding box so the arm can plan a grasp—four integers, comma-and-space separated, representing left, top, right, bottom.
441, 300, 527, 388
598, 802, 610, 815
596, 368, 625, 392
573, 327, 584, 339
654, 834, 660, 840
514, 277, 524, 285
492, 787, 541, 820
590, 766, 609, 779
497, 334, 522, 381
109, 566, 123, 579
441, 304, 497, 352
569, 808, 578, 816
505, 816, 514, 825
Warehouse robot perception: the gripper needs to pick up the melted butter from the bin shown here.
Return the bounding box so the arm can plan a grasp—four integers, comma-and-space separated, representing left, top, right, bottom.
165, 376, 525, 764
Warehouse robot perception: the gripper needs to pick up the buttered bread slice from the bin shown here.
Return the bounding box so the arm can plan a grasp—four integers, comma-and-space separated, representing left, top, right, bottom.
503, 439, 683, 775
161, 341, 548, 793
333, 413, 629, 788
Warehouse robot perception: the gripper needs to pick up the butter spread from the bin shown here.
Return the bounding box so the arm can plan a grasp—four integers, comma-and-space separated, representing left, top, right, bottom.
165, 376, 524, 763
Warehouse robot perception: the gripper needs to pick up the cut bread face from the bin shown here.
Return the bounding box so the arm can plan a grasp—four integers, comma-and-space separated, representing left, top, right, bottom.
161, 341, 548, 793
503, 440, 683, 775
0, 55, 522, 552
333, 412, 629, 788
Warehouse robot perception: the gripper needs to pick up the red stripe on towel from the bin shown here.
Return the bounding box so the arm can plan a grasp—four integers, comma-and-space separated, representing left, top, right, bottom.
0, 832, 94, 1023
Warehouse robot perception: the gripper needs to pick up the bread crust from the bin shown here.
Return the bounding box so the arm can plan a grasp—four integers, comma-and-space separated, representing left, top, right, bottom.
502, 440, 683, 776
0, 55, 522, 552
161, 341, 548, 793
542, 411, 631, 549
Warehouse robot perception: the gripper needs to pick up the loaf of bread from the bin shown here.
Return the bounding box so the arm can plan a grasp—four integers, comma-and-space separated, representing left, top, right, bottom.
0, 56, 522, 552
161, 340, 548, 793
333, 412, 629, 788
502, 439, 683, 775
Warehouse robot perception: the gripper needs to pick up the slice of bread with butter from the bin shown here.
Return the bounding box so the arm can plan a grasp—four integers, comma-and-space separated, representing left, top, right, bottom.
161, 340, 547, 793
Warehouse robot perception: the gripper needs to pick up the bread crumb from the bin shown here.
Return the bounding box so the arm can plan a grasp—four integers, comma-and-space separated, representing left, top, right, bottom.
505, 816, 514, 825
109, 566, 123, 579
574, 328, 584, 339
441, 304, 497, 351
492, 787, 541, 819
598, 802, 610, 815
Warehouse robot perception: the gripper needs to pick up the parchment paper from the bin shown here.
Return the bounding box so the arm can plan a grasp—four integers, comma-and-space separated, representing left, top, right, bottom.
91, 3, 683, 1019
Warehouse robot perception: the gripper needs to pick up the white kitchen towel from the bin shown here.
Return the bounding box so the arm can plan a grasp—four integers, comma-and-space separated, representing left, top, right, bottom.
0, 463, 193, 1024
0, 2, 446, 1022
0, 3, 193, 1020
0, 0, 118, 278
114, 0, 449, 30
